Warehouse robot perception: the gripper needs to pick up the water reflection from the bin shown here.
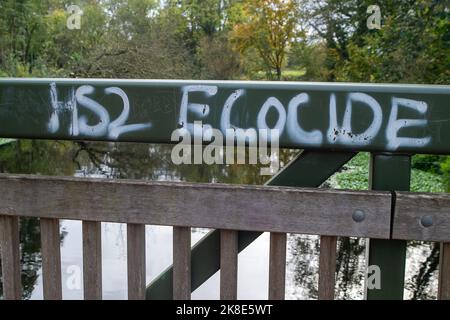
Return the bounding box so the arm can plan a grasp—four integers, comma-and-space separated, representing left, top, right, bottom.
0, 140, 439, 299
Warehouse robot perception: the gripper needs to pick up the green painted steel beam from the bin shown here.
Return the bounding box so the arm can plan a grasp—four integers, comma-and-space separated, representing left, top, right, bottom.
365, 154, 411, 300
146, 150, 356, 299
0, 78, 449, 154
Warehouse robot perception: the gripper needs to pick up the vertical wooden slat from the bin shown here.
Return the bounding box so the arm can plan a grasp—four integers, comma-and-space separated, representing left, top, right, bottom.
438, 242, 450, 300
40, 218, 62, 300
268, 232, 286, 300
82, 221, 102, 300
127, 224, 146, 300
220, 229, 238, 300
318, 235, 337, 300
0, 215, 22, 300
173, 226, 191, 300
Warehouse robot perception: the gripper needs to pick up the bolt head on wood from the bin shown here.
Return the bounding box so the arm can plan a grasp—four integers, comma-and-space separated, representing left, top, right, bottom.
352, 210, 366, 223
420, 215, 434, 228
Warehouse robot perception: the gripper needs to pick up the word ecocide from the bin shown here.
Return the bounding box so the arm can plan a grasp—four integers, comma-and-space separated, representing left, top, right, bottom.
178, 85, 431, 151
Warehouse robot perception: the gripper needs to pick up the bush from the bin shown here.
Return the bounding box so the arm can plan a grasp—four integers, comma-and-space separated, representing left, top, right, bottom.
412, 155, 446, 174
440, 156, 450, 192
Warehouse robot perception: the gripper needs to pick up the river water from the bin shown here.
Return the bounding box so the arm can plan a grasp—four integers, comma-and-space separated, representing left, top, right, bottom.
0, 140, 439, 299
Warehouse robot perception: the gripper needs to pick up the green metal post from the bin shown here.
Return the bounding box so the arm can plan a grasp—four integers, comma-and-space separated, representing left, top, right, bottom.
365, 153, 411, 300
146, 150, 355, 299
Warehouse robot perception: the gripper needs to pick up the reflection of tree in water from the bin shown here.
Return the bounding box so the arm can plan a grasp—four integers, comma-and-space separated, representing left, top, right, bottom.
288, 236, 365, 299
18, 218, 42, 299
0, 218, 42, 299
0, 217, 68, 299
288, 234, 440, 300
289, 235, 320, 298
335, 237, 365, 299
406, 241, 440, 300
0, 140, 75, 298
0, 140, 441, 299
73, 141, 296, 186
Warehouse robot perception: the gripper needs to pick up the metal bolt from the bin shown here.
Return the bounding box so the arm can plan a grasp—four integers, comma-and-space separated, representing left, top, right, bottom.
420, 215, 434, 228
352, 210, 366, 223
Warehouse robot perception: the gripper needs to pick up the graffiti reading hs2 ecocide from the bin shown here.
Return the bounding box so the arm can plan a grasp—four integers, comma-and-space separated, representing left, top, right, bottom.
0, 79, 449, 154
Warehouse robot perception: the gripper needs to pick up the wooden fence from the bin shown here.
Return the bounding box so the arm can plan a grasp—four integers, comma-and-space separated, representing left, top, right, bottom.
0, 174, 449, 300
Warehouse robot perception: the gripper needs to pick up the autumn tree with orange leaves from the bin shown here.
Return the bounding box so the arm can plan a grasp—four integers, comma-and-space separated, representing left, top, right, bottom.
231, 0, 299, 80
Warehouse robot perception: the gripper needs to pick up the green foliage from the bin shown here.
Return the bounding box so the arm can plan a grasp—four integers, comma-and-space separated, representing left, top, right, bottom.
231, 0, 300, 80
411, 168, 445, 193
0, 140, 77, 175
0, 0, 447, 83
412, 155, 449, 192
329, 153, 446, 193
280, 69, 306, 81
288, 42, 329, 81
440, 156, 450, 192
298, 0, 449, 84
197, 34, 242, 79
328, 152, 370, 190
412, 154, 446, 173
335, 1, 450, 84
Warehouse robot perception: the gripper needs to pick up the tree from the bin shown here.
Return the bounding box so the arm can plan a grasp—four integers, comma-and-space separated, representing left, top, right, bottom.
288, 41, 329, 81
335, 0, 450, 84
0, 0, 109, 77
299, 0, 449, 84
107, 0, 158, 37
298, 0, 378, 81
0, 0, 50, 74
197, 34, 242, 79
231, 0, 299, 80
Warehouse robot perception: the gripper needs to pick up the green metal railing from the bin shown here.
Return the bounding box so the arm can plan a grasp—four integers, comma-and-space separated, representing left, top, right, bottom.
0, 79, 449, 154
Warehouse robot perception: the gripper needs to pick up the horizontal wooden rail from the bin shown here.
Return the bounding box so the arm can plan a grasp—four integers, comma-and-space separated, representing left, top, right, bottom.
0, 174, 392, 239
392, 192, 450, 242
0, 173, 449, 301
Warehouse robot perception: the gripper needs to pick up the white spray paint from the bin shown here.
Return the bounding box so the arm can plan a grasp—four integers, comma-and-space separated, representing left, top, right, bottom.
104, 87, 151, 139
179, 85, 217, 140
328, 92, 382, 145
257, 97, 286, 141
286, 93, 323, 145
48, 82, 432, 151
49, 83, 76, 134
48, 83, 151, 139
182, 86, 430, 150
386, 97, 430, 150
76, 85, 110, 137
48, 82, 60, 133
220, 89, 258, 145
220, 89, 244, 133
